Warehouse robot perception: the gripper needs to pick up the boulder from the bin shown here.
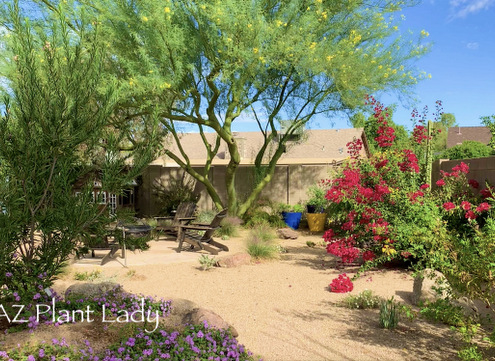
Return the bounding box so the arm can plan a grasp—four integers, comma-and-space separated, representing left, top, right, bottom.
65, 282, 123, 300
161, 298, 238, 337
277, 227, 298, 239
188, 308, 239, 338
217, 253, 252, 268
452, 297, 479, 319
411, 269, 449, 305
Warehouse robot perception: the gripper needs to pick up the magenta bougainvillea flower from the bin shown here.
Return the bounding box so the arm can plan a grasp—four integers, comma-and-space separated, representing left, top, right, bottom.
329, 273, 354, 293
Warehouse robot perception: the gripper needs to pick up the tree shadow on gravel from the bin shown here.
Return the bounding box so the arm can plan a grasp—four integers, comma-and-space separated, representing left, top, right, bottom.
279, 303, 459, 361
280, 245, 362, 272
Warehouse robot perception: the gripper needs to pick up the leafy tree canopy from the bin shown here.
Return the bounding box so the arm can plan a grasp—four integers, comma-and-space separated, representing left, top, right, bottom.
439, 140, 493, 160
0, 0, 159, 292
35, 0, 430, 216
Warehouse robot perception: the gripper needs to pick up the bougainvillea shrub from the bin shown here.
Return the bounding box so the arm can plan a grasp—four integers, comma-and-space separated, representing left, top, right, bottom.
325, 98, 495, 301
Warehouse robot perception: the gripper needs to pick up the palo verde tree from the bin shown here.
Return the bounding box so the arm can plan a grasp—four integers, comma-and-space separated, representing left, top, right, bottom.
40, 0, 430, 217
0, 1, 159, 295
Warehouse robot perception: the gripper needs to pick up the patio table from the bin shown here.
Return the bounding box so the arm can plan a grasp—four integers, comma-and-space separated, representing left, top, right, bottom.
100, 224, 152, 266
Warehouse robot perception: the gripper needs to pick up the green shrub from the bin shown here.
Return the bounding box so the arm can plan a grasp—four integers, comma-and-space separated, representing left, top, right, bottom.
438, 140, 493, 160
246, 223, 279, 259
74, 270, 102, 281
198, 254, 217, 270
245, 212, 285, 228
419, 299, 467, 327
379, 297, 400, 329
247, 242, 279, 260
112, 229, 151, 251
458, 346, 484, 361
215, 216, 242, 238
306, 183, 328, 211
243, 199, 286, 228
341, 290, 382, 309
152, 176, 199, 216
195, 210, 217, 224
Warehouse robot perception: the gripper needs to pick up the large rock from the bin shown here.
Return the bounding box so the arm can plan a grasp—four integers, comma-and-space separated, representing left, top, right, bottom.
188, 308, 239, 338
160, 298, 238, 337
277, 227, 298, 239
63, 285, 239, 338
452, 297, 479, 319
411, 270, 482, 320
411, 269, 449, 305
65, 282, 123, 300
217, 253, 252, 268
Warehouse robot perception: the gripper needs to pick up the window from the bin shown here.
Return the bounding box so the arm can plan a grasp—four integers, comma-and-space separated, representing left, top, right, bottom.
109, 194, 117, 215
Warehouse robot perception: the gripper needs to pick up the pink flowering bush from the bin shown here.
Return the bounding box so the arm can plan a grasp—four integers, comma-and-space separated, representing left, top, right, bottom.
323, 99, 495, 305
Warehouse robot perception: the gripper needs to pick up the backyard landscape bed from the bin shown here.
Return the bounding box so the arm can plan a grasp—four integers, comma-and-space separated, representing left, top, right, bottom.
1, 231, 486, 361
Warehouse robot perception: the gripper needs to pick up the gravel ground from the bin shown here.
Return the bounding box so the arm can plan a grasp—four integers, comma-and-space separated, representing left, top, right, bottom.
3, 231, 460, 361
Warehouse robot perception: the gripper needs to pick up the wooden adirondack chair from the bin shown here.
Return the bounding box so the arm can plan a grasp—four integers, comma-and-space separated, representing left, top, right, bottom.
176, 208, 229, 255
155, 202, 197, 237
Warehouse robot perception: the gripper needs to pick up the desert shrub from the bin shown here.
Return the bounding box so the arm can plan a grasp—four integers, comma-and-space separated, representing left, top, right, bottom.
419, 299, 467, 327
4, 339, 83, 360
74, 270, 102, 281
100, 323, 258, 360
215, 216, 242, 238
194, 209, 217, 225
2, 321, 259, 361
198, 254, 217, 270
152, 175, 200, 216
341, 290, 382, 309
246, 224, 279, 259
244, 199, 286, 228
249, 223, 275, 243
247, 242, 279, 260
0, 4, 157, 305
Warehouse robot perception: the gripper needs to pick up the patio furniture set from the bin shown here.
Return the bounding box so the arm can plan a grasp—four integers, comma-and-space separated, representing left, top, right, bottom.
86, 203, 229, 265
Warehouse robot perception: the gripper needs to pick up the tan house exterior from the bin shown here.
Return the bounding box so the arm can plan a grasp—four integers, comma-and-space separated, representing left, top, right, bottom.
136, 128, 369, 216
447, 126, 492, 148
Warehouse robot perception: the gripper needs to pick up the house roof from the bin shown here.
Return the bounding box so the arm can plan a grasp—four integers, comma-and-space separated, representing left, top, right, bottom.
447, 126, 492, 148
151, 128, 368, 167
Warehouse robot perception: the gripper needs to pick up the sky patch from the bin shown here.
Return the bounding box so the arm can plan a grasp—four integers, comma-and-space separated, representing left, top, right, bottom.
449, 0, 495, 18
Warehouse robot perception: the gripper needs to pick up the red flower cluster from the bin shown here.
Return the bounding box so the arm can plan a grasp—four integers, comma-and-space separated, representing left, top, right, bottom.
465, 210, 476, 220
440, 162, 470, 179
412, 125, 429, 144
443, 202, 455, 211
366, 95, 396, 148
409, 190, 424, 203
436, 179, 445, 187
329, 273, 354, 293
481, 187, 494, 199
452, 162, 470, 175
375, 125, 396, 148
347, 138, 363, 159
461, 201, 472, 211
362, 250, 376, 262
468, 179, 480, 189
327, 240, 361, 263
398, 150, 420, 173
476, 202, 491, 213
